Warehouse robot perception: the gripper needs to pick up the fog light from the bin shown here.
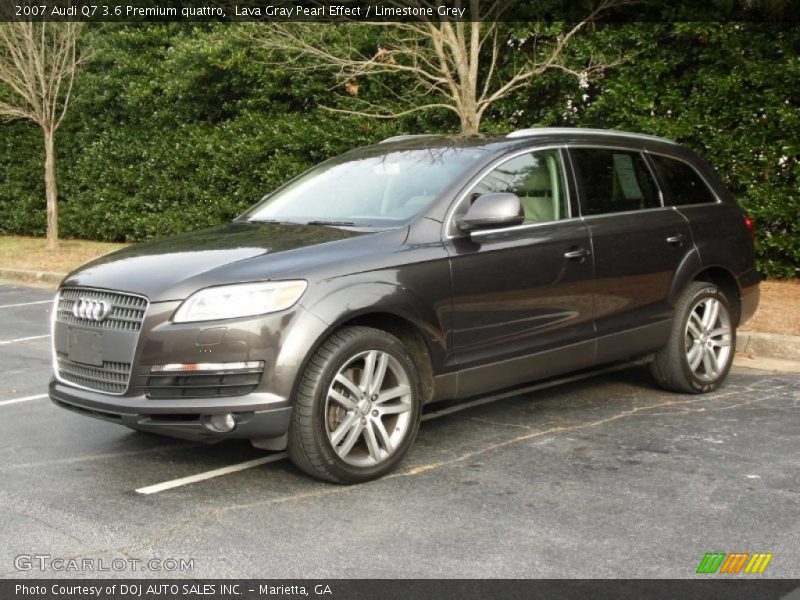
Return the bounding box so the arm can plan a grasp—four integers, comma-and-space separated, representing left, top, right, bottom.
206, 413, 236, 433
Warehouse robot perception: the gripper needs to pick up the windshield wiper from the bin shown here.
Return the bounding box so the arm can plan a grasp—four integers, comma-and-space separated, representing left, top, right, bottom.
247, 218, 301, 225
305, 220, 356, 226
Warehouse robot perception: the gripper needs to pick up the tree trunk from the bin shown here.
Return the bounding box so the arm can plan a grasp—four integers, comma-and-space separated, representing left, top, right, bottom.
459, 109, 480, 135
43, 126, 59, 250
459, 77, 481, 135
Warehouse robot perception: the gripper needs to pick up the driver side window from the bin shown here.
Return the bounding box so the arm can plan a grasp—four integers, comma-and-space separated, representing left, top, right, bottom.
467, 149, 569, 225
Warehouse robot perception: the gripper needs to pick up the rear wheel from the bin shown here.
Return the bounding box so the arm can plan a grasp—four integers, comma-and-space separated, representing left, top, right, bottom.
288, 326, 422, 483
651, 281, 736, 394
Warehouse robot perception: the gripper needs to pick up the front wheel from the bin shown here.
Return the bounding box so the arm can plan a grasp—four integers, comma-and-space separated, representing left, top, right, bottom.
651, 281, 736, 394
288, 326, 422, 484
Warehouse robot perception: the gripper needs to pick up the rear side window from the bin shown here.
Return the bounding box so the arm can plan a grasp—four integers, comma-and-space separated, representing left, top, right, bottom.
571, 148, 661, 215
650, 155, 717, 206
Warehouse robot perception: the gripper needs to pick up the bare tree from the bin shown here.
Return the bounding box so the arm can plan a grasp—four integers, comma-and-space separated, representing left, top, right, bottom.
246, 0, 628, 134
0, 22, 84, 250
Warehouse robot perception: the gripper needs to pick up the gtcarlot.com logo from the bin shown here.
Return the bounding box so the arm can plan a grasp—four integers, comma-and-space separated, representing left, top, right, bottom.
696, 552, 773, 574
14, 554, 194, 572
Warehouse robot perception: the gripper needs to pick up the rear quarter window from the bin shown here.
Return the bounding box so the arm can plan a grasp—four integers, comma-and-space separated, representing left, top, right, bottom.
650, 154, 718, 206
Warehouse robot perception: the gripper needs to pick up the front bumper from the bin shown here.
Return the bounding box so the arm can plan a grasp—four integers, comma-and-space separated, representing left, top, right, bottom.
49, 379, 291, 442
50, 292, 333, 443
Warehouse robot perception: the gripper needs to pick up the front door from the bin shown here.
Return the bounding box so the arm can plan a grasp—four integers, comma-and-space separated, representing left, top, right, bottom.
445, 148, 595, 398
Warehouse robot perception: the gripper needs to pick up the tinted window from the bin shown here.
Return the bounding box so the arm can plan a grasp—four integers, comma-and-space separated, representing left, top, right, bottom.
468, 149, 569, 224
651, 155, 717, 205
572, 149, 660, 215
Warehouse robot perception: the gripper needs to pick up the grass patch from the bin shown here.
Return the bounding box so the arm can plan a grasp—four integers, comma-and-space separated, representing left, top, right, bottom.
0, 235, 129, 274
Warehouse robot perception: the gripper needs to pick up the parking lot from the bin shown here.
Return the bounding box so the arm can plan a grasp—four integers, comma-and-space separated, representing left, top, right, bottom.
0, 281, 798, 579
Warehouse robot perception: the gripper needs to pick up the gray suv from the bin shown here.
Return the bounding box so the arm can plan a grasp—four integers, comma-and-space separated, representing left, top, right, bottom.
49, 128, 760, 483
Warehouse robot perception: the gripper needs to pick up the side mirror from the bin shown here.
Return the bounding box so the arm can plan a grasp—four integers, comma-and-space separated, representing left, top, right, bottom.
457, 192, 525, 232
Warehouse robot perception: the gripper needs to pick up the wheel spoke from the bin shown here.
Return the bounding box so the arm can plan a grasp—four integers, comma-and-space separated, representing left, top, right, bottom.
376, 384, 410, 405
687, 344, 703, 371
369, 352, 389, 395
709, 327, 731, 338
711, 337, 731, 348
707, 348, 721, 375
363, 421, 382, 462
334, 373, 362, 399
330, 412, 357, 446
336, 419, 363, 458
701, 347, 716, 377
690, 310, 705, 333
379, 400, 411, 416
329, 388, 358, 411
373, 418, 393, 453
687, 319, 703, 340
703, 299, 720, 329
360, 350, 378, 393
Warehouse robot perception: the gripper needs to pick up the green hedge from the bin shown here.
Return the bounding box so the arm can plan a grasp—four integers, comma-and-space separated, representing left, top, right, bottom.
492, 22, 800, 278
0, 22, 797, 277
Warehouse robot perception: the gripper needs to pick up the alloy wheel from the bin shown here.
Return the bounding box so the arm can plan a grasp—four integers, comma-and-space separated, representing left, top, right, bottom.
684, 296, 733, 382
324, 350, 413, 467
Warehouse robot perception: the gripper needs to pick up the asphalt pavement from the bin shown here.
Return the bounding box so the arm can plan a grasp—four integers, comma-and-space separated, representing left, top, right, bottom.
0, 282, 798, 579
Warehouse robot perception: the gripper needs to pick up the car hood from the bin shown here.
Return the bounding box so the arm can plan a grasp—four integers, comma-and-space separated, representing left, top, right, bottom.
62, 222, 380, 301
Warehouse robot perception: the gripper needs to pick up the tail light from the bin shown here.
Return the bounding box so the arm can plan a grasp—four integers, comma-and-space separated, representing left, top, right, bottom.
743, 214, 755, 242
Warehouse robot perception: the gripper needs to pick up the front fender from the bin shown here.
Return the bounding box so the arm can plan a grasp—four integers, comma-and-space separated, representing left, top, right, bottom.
300, 278, 450, 371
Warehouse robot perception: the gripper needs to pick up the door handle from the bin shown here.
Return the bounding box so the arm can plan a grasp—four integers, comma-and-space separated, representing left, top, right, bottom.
564, 247, 590, 260
666, 234, 685, 245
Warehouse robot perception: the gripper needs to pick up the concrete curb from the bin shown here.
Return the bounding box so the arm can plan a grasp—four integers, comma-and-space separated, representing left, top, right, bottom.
734, 354, 800, 374
0, 268, 65, 286
737, 331, 800, 361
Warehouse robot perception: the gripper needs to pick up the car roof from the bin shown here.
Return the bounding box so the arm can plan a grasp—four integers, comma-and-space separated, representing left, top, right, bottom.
372, 127, 687, 157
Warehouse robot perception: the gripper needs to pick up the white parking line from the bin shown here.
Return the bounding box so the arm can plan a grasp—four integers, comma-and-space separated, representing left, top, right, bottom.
135, 453, 289, 495
0, 393, 48, 407
134, 362, 645, 494
0, 300, 52, 309
0, 334, 49, 346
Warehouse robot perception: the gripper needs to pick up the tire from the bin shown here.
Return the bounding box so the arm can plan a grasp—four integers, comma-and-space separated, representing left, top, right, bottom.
651, 281, 736, 394
288, 326, 423, 484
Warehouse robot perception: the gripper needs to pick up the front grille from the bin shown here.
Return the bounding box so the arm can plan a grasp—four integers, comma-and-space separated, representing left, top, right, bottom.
146, 367, 264, 399
56, 353, 132, 394
54, 287, 148, 395
57, 288, 148, 331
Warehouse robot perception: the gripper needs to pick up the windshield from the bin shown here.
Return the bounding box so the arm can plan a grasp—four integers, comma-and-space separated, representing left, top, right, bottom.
243, 147, 488, 227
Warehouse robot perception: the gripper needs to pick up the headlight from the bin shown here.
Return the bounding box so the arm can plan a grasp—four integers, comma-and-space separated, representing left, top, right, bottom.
172, 281, 307, 323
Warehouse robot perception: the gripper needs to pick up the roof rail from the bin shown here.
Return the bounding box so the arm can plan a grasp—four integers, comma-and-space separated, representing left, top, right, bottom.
379, 134, 440, 144
506, 127, 678, 145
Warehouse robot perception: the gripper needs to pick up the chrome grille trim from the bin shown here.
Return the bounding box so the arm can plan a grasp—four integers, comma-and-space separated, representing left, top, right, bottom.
56, 353, 131, 394
53, 287, 149, 395
57, 288, 148, 331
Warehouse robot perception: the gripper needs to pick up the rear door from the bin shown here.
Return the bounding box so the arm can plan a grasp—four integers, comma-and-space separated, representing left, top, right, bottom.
568, 146, 693, 362
648, 152, 754, 276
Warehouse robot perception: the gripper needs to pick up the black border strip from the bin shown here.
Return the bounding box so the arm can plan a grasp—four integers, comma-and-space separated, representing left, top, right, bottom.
3, 579, 800, 600
3, 0, 800, 22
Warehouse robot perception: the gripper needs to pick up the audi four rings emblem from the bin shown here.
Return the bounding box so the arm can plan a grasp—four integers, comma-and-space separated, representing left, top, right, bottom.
72, 297, 112, 322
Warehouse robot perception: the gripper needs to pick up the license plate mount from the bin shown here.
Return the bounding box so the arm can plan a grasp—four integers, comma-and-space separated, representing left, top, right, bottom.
67, 327, 103, 367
